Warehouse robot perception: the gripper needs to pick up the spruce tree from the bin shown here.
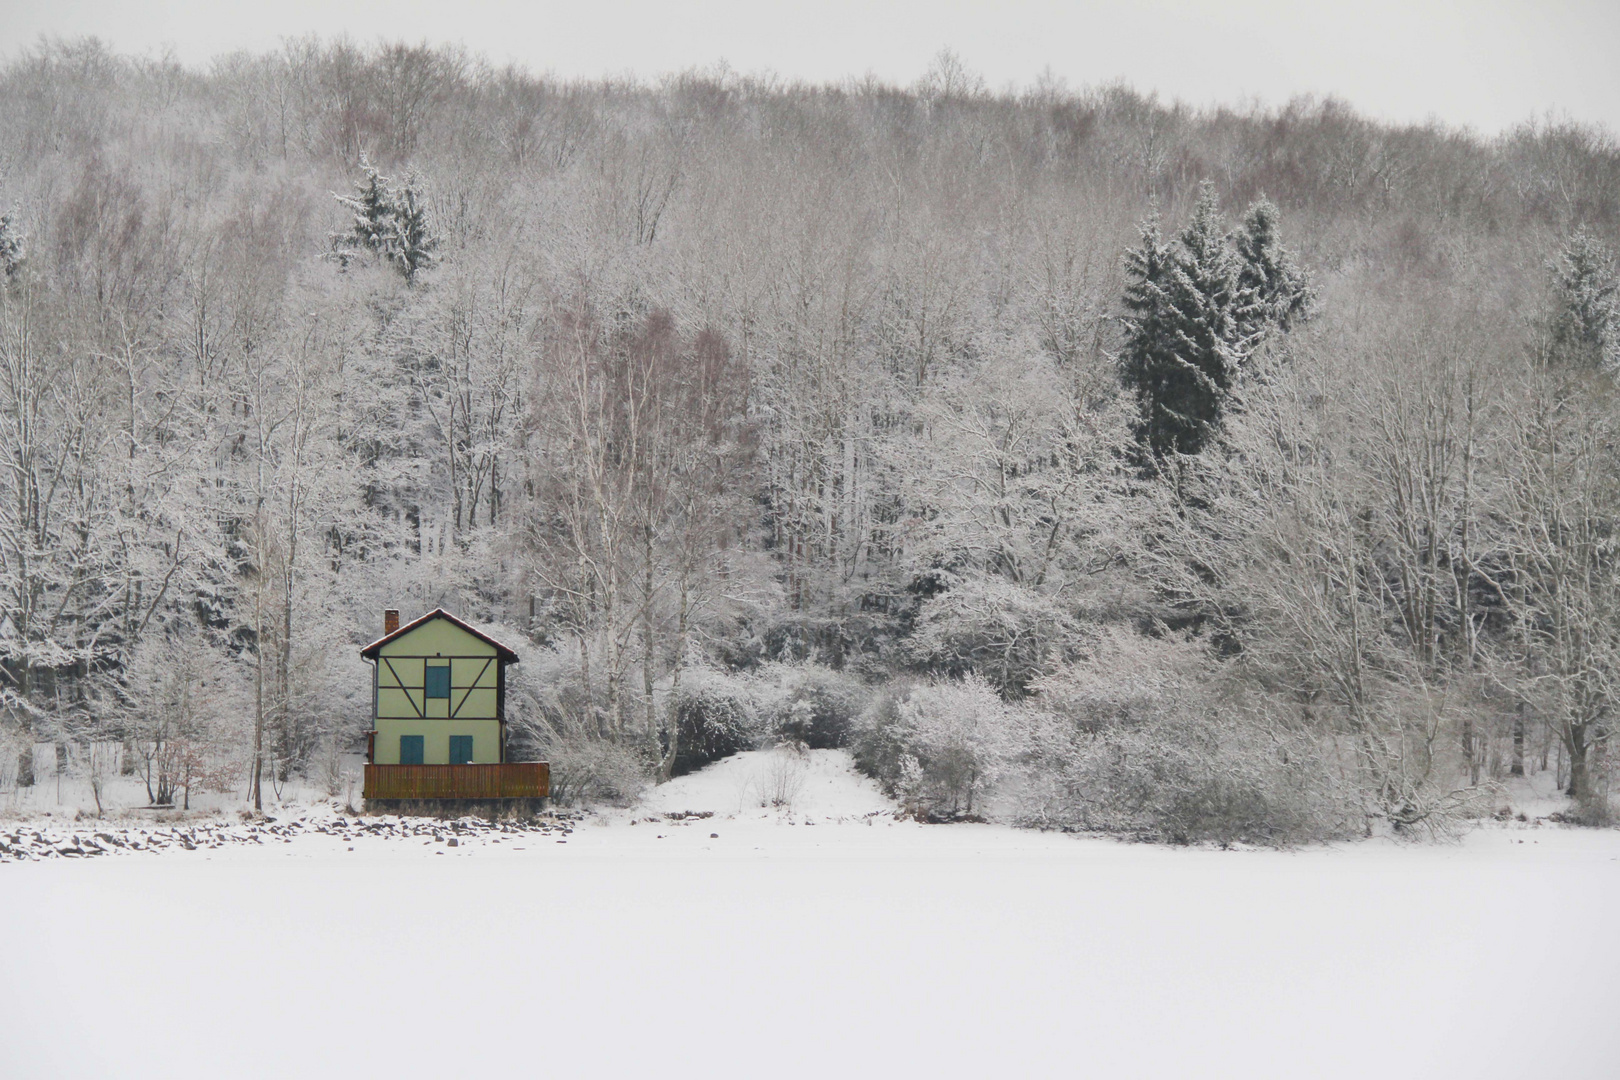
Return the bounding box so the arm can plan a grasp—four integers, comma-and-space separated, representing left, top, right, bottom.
0, 211, 22, 280
1120, 183, 1256, 461
387, 172, 437, 284
1547, 230, 1620, 372
331, 154, 397, 266
1120, 184, 1317, 465
1119, 213, 1182, 459
329, 157, 438, 285
1236, 196, 1313, 334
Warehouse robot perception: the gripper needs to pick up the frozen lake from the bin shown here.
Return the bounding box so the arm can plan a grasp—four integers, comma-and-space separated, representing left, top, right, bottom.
4, 751, 1618, 1079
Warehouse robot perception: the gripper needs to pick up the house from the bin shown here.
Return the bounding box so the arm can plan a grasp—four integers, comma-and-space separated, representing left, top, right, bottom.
359, 608, 548, 812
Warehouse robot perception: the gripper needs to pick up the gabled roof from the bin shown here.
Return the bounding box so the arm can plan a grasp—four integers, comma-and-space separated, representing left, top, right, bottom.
359, 608, 521, 663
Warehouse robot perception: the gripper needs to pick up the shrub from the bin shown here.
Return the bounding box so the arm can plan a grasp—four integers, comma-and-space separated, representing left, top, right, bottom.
855, 629, 1364, 843
505, 646, 652, 806
753, 663, 868, 749
1010, 704, 1354, 844
1009, 631, 1360, 845
545, 734, 650, 807
904, 576, 1076, 696
1566, 787, 1615, 828
672, 671, 764, 776
852, 676, 1015, 819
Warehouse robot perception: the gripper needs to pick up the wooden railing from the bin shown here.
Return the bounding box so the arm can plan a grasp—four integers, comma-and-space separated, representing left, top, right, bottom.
363, 762, 550, 800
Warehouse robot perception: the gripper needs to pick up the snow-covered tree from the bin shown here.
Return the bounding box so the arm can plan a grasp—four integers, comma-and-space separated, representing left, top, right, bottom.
330, 158, 438, 283
1546, 230, 1619, 373
1119, 186, 1315, 465
388, 172, 437, 282
1498, 362, 1620, 807
1119, 183, 1260, 462
331, 155, 396, 264
901, 343, 1131, 695
1117, 213, 1177, 457
1235, 196, 1313, 334
0, 212, 23, 280
121, 626, 249, 809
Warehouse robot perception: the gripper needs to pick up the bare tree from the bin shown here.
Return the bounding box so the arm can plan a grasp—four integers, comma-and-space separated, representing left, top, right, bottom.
1499, 362, 1620, 807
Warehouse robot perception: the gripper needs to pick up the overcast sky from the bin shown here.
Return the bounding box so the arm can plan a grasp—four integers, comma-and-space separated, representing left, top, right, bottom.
4, 0, 1617, 135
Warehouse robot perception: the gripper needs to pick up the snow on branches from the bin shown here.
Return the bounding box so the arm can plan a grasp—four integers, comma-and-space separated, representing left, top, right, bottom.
329, 155, 438, 283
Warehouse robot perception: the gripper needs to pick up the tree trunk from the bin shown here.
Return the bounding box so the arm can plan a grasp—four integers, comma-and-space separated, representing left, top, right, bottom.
641, 522, 657, 750
1462, 716, 1478, 786
1567, 723, 1589, 800
659, 562, 691, 782
1510, 702, 1525, 778
251, 588, 265, 812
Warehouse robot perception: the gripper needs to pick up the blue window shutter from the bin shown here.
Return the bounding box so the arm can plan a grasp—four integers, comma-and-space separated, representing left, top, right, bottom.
399, 735, 424, 765
425, 665, 450, 699
449, 735, 473, 765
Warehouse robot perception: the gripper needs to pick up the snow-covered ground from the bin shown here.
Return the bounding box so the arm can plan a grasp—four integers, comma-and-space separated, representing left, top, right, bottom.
4, 748, 1618, 1079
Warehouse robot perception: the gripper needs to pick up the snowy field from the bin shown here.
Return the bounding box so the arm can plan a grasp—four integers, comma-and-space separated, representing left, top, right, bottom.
4, 749, 1619, 1079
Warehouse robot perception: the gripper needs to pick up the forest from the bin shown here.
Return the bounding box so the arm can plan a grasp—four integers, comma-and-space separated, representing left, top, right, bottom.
1, 38, 1618, 841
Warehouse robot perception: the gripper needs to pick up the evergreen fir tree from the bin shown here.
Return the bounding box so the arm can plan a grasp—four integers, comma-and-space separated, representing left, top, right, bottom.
1119, 213, 1181, 460
331, 154, 396, 267
1120, 183, 1257, 462
0, 211, 23, 280
1547, 230, 1620, 372
329, 158, 438, 285
387, 172, 437, 284
1236, 196, 1313, 334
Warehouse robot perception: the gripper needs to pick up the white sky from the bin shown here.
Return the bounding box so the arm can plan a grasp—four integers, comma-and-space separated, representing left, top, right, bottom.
3, 0, 1617, 136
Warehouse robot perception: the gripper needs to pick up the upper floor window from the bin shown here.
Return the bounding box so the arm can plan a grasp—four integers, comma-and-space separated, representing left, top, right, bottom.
425, 663, 450, 700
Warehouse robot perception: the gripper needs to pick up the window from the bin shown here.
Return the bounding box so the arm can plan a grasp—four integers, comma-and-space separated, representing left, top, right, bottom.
425, 664, 450, 700
449, 735, 473, 765
399, 735, 424, 765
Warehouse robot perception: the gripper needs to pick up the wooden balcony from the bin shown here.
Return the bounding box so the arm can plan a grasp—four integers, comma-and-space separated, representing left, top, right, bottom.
363, 762, 550, 801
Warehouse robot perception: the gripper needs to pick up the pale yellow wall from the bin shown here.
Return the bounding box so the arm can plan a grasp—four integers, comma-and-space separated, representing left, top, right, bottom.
374, 620, 501, 722
374, 718, 502, 765
369, 617, 509, 764
378, 620, 496, 660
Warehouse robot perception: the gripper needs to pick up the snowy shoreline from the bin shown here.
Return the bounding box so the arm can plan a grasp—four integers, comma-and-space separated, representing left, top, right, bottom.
1, 748, 1605, 863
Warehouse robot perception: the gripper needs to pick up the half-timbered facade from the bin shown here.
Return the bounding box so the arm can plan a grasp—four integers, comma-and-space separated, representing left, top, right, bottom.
359, 609, 546, 810
360, 608, 519, 765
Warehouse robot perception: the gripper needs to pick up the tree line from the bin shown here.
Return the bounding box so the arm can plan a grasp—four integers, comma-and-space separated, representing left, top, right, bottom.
0, 39, 1617, 836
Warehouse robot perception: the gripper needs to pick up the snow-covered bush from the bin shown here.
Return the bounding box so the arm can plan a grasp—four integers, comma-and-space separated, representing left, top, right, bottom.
856, 630, 1360, 843
905, 576, 1076, 697
507, 679, 649, 807
545, 734, 650, 807
503, 640, 652, 806
1013, 703, 1353, 845
853, 675, 1018, 819
1010, 631, 1358, 845
751, 662, 869, 749
671, 667, 764, 776
119, 630, 251, 809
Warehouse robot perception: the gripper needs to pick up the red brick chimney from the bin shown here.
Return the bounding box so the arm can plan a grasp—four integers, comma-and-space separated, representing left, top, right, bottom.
384, 609, 400, 636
